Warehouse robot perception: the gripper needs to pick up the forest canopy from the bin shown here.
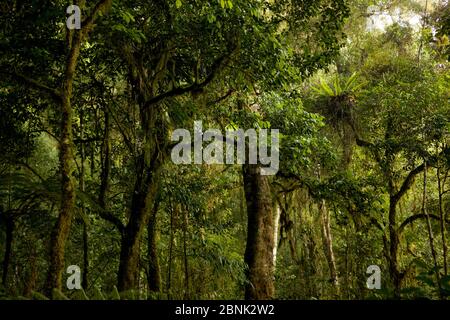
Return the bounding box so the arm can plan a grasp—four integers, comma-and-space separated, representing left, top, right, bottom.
0, 0, 449, 300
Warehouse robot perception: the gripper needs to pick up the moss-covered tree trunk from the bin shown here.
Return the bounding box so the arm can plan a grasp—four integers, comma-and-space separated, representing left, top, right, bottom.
45, 32, 81, 294
117, 109, 167, 292
117, 160, 162, 291
45, 0, 112, 295
243, 164, 275, 300
116, 46, 170, 291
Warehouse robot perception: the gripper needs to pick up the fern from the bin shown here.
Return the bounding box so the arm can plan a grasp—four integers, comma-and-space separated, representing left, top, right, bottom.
312, 72, 365, 98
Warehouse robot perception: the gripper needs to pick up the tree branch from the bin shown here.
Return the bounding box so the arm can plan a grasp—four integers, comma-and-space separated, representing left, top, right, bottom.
355, 137, 382, 163
81, 0, 113, 34
17, 162, 45, 183
399, 213, 450, 235
4, 71, 61, 101
393, 163, 425, 204
144, 49, 235, 108
98, 210, 125, 234
208, 89, 235, 106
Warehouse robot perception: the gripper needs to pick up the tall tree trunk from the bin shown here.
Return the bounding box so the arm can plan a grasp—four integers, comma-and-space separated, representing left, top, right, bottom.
45, 0, 112, 295
243, 164, 275, 300
117, 156, 163, 291
167, 201, 175, 299
183, 207, 190, 299
147, 202, 161, 294
2, 215, 13, 288
45, 29, 82, 295
99, 108, 111, 210
437, 165, 448, 276
117, 99, 168, 292
319, 200, 339, 293
388, 197, 401, 299
82, 223, 89, 289
23, 244, 38, 297
79, 107, 89, 289
273, 203, 281, 268
422, 163, 442, 298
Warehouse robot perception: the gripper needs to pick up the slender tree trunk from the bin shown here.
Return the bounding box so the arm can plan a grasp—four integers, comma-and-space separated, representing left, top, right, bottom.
82, 223, 89, 289
273, 203, 281, 268
23, 244, 38, 297
45, 0, 112, 295
99, 108, 111, 209
147, 202, 161, 294
422, 163, 442, 298
243, 164, 275, 300
167, 202, 175, 299
79, 107, 89, 289
437, 165, 448, 276
183, 208, 190, 299
388, 196, 401, 299
45, 30, 82, 295
2, 215, 13, 288
319, 200, 339, 293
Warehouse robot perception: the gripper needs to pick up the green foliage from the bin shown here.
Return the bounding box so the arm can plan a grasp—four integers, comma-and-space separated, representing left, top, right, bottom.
312, 73, 365, 98
0, 0, 449, 302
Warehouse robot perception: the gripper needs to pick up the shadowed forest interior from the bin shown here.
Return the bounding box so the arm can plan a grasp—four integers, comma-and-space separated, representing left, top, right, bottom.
0, 0, 449, 300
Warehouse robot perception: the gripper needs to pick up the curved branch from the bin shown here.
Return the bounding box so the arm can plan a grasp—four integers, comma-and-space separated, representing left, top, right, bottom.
98, 210, 125, 234
144, 49, 236, 108
393, 163, 425, 204
399, 213, 450, 235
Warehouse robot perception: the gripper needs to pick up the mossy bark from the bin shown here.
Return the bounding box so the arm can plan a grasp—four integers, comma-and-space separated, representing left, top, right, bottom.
45, 1, 112, 294
117, 161, 162, 291
117, 109, 167, 291
243, 164, 275, 300
45, 32, 81, 294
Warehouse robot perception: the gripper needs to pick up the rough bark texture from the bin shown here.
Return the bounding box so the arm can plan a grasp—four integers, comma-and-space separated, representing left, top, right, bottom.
45, 32, 81, 295
116, 38, 170, 291
243, 164, 275, 300
116, 104, 167, 292
45, 2, 112, 295
117, 148, 165, 291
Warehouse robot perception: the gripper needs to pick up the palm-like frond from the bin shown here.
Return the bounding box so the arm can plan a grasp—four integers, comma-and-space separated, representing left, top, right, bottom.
312, 72, 365, 98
